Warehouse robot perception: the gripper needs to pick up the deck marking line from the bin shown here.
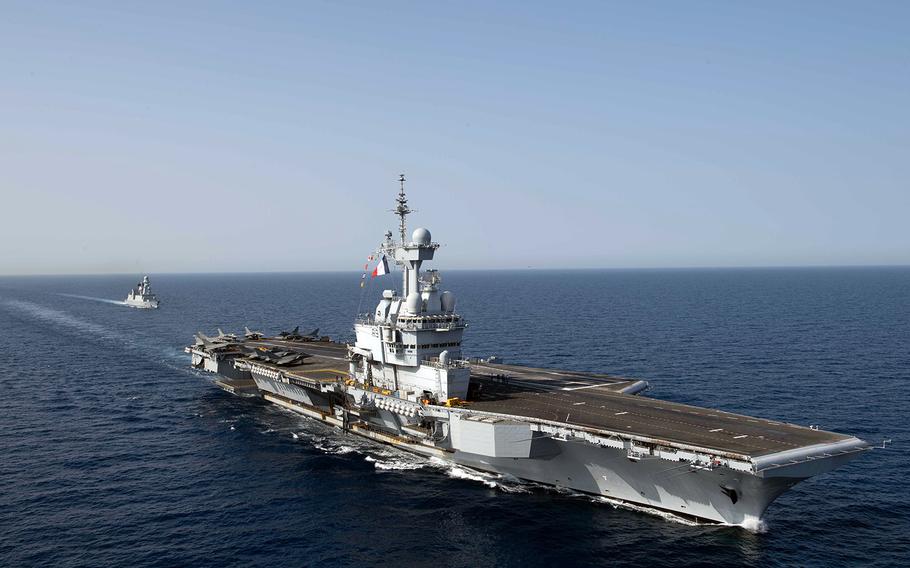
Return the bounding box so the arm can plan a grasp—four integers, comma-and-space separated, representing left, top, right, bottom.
561, 383, 606, 391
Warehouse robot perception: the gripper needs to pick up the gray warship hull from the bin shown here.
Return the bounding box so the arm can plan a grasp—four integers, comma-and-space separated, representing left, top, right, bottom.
124, 298, 159, 309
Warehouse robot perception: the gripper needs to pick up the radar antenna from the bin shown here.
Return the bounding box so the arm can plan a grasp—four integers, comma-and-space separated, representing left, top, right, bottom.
393, 173, 414, 245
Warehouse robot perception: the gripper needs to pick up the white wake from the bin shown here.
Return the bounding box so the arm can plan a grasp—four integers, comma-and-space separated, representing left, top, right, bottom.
57, 293, 125, 305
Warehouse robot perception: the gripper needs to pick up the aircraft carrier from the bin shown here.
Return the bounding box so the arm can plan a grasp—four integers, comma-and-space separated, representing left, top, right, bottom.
186, 177, 868, 526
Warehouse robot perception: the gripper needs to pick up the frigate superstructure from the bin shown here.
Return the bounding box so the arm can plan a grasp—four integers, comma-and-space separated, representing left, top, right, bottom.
186, 177, 869, 527
124, 275, 159, 309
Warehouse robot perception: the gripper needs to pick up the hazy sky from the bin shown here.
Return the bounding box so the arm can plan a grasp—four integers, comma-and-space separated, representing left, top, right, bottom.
2, 1, 908, 275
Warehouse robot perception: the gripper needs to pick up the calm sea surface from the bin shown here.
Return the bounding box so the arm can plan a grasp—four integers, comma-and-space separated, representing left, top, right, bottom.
1, 268, 908, 567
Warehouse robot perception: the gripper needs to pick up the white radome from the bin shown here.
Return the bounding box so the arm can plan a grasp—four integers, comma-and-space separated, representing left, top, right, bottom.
412, 227, 432, 245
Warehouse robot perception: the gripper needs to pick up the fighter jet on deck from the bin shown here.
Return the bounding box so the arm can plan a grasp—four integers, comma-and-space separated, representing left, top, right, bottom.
215, 328, 239, 342
240, 345, 312, 366
244, 327, 265, 340
194, 332, 240, 351
277, 326, 320, 341
277, 325, 300, 339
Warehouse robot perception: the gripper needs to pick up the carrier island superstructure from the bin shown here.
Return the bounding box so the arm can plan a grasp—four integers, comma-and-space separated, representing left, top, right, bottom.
186, 179, 868, 526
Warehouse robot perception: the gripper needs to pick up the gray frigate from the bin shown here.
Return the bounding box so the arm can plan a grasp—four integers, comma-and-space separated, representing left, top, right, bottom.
124, 275, 159, 309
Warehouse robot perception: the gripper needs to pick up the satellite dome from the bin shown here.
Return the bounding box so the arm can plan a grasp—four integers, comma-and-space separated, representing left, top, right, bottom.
412, 227, 432, 246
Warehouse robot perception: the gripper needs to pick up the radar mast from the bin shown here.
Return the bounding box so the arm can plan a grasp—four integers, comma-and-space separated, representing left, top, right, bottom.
393, 174, 412, 245
380, 174, 438, 300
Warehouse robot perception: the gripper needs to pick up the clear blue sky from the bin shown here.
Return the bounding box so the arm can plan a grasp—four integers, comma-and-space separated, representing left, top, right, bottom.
1, 1, 908, 275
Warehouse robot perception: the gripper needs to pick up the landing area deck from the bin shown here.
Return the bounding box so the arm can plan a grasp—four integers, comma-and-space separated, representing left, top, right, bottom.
470, 361, 646, 394
467, 367, 848, 458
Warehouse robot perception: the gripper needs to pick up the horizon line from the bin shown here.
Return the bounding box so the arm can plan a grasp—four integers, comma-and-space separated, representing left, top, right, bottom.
2, 262, 909, 278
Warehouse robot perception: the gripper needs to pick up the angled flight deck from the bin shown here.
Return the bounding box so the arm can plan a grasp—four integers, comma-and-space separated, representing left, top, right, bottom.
202, 340, 853, 459
468, 363, 847, 458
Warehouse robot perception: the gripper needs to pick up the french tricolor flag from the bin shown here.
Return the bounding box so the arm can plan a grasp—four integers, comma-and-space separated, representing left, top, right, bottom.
371, 255, 390, 278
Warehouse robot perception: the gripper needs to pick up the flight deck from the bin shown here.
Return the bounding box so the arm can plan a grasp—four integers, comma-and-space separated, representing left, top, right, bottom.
468, 368, 846, 458
195, 339, 849, 460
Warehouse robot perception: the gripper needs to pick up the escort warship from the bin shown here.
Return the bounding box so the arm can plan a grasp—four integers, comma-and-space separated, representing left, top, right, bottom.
186, 178, 868, 527
124, 275, 159, 309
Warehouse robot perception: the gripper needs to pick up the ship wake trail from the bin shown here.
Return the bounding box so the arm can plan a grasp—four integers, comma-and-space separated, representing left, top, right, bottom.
3, 299, 121, 341
1, 299, 193, 377
57, 293, 126, 305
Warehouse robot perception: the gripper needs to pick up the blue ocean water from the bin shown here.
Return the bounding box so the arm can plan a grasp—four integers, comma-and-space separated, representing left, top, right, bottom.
0, 268, 907, 567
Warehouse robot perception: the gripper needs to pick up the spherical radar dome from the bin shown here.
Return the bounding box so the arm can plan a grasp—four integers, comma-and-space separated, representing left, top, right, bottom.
412, 227, 432, 246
